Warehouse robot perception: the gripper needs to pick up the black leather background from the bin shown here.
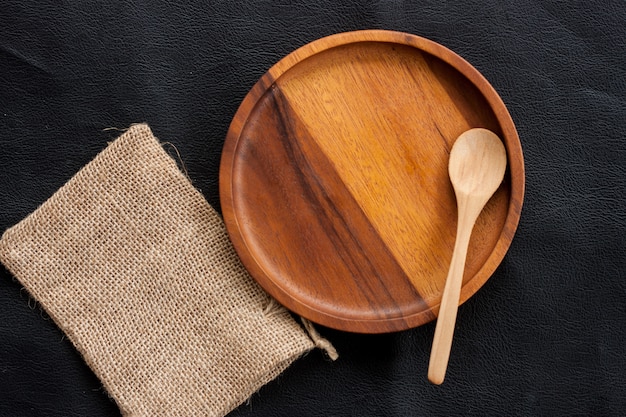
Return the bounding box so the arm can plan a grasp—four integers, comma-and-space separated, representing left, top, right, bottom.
1, 1, 625, 416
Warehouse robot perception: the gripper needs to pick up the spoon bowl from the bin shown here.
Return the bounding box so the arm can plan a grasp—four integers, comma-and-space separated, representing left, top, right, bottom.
428, 128, 507, 385
449, 129, 507, 200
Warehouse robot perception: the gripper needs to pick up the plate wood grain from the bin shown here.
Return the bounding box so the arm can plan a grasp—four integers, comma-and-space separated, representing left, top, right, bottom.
220, 30, 524, 333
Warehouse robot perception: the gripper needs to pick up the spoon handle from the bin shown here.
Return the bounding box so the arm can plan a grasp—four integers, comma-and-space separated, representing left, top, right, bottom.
428, 203, 477, 385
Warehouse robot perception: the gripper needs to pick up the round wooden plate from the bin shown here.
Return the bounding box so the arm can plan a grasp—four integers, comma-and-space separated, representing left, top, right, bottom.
220, 30, 524, 333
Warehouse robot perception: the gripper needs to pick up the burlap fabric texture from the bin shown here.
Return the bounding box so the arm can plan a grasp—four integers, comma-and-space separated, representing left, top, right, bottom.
0, 124, 334, 417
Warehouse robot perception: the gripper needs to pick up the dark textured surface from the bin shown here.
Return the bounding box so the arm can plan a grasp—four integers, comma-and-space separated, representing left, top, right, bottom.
1, 1, 625, 416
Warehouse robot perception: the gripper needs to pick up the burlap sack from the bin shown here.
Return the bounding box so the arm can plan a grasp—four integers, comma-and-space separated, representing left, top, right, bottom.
0, 124, 335, 417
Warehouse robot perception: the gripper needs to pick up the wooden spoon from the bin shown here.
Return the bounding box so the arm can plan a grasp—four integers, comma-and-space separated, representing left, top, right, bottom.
428, 128, 507, 385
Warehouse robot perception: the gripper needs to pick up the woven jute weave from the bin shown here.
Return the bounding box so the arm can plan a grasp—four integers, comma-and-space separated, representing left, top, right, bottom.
0, 124, 323, 416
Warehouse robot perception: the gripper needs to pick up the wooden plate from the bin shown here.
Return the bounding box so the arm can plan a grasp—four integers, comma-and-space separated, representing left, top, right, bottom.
220, 30, 524, 333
